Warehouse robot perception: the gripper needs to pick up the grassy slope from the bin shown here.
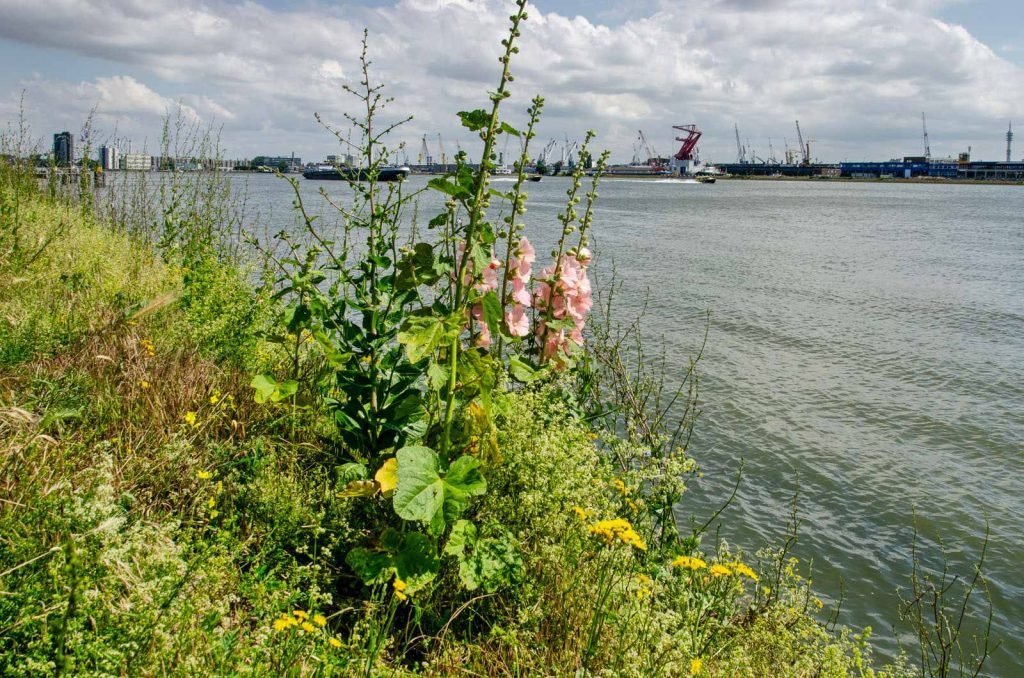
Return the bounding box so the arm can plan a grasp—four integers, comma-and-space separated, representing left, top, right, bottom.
0, 190, 902, 676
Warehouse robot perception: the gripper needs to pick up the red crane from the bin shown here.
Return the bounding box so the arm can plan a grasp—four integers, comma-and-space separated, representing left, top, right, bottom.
673, 124, 702, 161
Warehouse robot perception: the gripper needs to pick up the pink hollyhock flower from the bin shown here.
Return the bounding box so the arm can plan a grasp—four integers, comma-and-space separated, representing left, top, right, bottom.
511, 276, 532, 306
533, 250, 593, 368
506, 304, 530, 337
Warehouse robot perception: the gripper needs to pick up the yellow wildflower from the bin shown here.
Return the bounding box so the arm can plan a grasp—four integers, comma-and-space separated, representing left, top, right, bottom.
300, 621, 316, 633
732, 562, 758, 581
709, 564, 733, 577
184, 411, 197, 427
690, 657, 703, 676
140, 380, 150, 390
209, 394, 220, 404
393, 578, 408, 601
328, 637, 343, 648
587, 518, 647, 551
292, 610, 310, 620
208, 510, 219, 519
571, 506, 591, 520
612, 478, 629, 495
197, 470, 212, 480
635, 573, 653, 599
272, 615, 297, 631
207, 497, 215, 508
313, 613, 327, 627
671, 555, 707, 571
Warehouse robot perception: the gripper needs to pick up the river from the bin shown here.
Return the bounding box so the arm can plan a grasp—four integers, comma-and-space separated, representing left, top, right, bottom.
236, 172, 1023, 673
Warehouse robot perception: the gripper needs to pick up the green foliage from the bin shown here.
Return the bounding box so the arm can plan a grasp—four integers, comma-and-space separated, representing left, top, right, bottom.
250, 372, 298, 403
444, 520, 523, 592
0, 194, 173, 365
393, 445, 486, 534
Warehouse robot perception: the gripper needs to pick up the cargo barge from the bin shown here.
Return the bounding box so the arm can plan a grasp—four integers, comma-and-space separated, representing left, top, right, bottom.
303, 165, 410, 181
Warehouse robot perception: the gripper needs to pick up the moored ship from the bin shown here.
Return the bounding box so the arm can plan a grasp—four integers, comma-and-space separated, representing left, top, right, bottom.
302, 164, 410, 181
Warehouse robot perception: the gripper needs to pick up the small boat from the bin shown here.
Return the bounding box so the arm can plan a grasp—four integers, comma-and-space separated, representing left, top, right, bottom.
696, 175, 716, 184
303, 165, 410, 181
528, 175, 543, 182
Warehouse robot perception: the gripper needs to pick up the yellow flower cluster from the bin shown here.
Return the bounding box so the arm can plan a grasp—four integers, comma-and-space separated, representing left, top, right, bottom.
184, 411, 198, 428
731, 562, 759, 581
671, 555, 708, 571
139, 338, 156, 357
393, 578, 408, 601
709, 564, 733, 577
571, 505, 593, 520
587, 518, 646, 551
635, 573, 653, 599
271, 610, 341, 647
611, 478, 630, 495
689, 657, 704, 676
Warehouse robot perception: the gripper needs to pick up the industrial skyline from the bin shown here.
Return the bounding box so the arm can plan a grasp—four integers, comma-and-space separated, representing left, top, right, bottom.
1, 0, 1022, 164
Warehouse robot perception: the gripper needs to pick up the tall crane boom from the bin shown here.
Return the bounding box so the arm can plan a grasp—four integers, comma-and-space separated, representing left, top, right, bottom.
922, 112, 931, 160
673, 124, 703, 161
1007, 121, 1014, 163
419, 134, 431, 165
795, 120, 809, 165
734, 123, 745, 163
638, 130, 658, 163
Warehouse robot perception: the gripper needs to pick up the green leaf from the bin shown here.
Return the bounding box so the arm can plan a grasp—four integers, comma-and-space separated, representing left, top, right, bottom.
442, 521, 522, 592
345, 547, 393, 585
427, 362, 449, 392
250, 374, 298, 404
444, 520, 477, 559
397, 314, 461, 364
442, 455, 487, 525
396, 242, 443, 290
481, 291, 502, 342
313, 330, 353, 367
394, 532, 439, 593
458, 109, 491, 132
394, 446, 444, 525
336, 462, 368, 483
394, 447, 487, 533
498, 121, 521, 137
509, 356, 549, 384
427, 176, 471, 200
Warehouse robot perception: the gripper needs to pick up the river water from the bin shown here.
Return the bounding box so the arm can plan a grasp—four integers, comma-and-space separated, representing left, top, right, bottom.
238, 173, 1023, 673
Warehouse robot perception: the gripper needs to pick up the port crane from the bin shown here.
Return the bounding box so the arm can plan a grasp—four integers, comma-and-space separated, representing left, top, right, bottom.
795, 120, 811, 165
418, 135, 431, 165
921, 113, 931, 160
437, 133, 447, 169
638, 129, 659, 163
673, 124, 702, 161
734, 123, 747, 163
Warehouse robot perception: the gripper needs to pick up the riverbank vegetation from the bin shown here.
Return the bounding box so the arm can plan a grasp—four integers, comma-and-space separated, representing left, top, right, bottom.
1, 4, 997, 676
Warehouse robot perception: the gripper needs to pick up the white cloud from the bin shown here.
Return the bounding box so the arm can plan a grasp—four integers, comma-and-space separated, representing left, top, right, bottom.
317, 60, 346, 81
0, 0, 1020, 162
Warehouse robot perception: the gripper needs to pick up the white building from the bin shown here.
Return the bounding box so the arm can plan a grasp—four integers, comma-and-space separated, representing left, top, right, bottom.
122, 153, 151, 171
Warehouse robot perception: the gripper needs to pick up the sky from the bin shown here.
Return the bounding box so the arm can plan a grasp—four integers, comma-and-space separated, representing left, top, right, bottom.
0, 0, 1021, 165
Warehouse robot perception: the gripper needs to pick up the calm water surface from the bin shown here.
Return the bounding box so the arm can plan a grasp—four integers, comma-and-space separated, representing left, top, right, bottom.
243, 174, 1023, 673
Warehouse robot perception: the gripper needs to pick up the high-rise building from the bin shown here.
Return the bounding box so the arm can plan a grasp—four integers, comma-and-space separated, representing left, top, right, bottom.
100, 145, 119, 171
53, 131, 74, 166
